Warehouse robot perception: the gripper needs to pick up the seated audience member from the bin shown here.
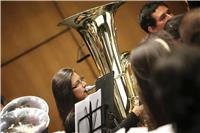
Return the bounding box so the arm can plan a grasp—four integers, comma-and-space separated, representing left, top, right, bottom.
139, 1, 173, 33
52, 68, 143, 132
164, 14, 184, 41
130, 31, 176, 130
151, 45, 200, 133
179, 8, 200, 46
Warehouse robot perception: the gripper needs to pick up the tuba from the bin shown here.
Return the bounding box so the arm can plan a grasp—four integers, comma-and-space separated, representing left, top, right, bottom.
0, 96, 50, 132
58, 1, 138, 120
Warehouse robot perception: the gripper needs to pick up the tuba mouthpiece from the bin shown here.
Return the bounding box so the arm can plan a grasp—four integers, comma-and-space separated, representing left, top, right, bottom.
85, 85, 96, 92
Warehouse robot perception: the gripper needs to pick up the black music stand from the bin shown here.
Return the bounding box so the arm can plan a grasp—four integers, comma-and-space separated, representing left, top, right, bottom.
96, 71, 120, 131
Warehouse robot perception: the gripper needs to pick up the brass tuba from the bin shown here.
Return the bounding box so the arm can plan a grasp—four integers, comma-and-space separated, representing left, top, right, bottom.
58, 1, 138, 120
0, 96, 50, 132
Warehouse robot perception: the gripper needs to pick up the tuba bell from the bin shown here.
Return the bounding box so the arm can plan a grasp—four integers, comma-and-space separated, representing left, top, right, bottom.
58, 1, 138, 120
0, 96, 50, 133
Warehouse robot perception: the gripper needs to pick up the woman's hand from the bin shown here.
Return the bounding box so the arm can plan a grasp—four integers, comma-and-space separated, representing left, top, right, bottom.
131, 104, 144, 117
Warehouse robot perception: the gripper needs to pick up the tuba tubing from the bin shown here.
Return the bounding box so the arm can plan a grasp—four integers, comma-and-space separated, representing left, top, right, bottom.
58, 1, 138, 120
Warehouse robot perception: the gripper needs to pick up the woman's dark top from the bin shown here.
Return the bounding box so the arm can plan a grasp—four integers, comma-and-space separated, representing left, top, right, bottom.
119, 112, 139, 131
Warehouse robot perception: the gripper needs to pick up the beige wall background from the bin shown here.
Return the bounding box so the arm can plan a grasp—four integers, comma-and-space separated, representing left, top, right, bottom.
1, 1, 187, 132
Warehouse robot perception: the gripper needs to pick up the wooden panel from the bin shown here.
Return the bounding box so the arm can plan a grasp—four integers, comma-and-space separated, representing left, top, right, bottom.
1, 1, 65, 64
166, 1, 188, 15
1, 32, 98, 132
116, 1, 148, 53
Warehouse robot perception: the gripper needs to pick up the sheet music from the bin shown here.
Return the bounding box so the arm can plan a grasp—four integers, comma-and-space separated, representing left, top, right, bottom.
89, 89, 101, 132
75, 97, 89, 133
75, 89, 102, 133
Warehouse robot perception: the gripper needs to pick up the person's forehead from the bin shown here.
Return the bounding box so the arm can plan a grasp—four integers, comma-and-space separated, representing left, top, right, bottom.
71, 72, 80, 83
152, 5, 168, 19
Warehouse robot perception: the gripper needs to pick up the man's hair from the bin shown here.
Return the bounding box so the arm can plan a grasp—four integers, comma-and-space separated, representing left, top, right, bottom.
139, 1, 168, 33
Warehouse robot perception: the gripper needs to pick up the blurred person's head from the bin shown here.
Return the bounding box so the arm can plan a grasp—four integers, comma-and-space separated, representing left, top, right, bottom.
164, 14, 184, 40
179, 8, 200, 46
139, 1, 173, 33
152, 45, 200, 133
130, 32, 175, 129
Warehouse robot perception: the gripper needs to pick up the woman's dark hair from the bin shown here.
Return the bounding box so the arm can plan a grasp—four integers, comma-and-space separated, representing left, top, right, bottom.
130, 34, 174, 129
164, 14, 184, 40
52, 68, 77, 128
152, 45, 200, 133
64, 111, 75, 133
139, 1, 168, 33
179, 8, 200, 46
187, 1, 200, 10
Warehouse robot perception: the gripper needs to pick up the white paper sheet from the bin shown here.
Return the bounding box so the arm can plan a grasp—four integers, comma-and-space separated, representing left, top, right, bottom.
75, 89, 102, 133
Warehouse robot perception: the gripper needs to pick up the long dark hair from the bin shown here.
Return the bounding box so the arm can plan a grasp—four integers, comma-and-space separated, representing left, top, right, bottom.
152, 45, 200, 133
130, 34, 174, 129
52, 68, 77, 124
